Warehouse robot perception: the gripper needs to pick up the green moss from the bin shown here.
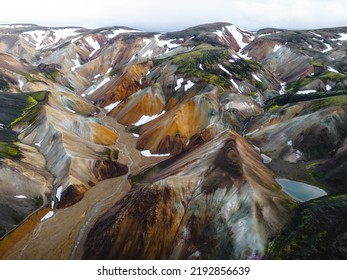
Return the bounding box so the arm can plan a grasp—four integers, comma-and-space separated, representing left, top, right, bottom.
45, 69, 59, 81
250, 91, 258, 97
24, 73, 34, 82
287, 77, 313, 93
107, 148, 119, 161
22, 73, 46, 84
30, 91, 48, 102
266, 90, 347, 108
255, 80, 263, 89
8, 91, 48, 127
130, 174, 144, 185
320, 72, 347, 83
310, 60, 324, 68
266, 194, 347, 259
34, 196, 44, 208
268, 104, 280, 112
305, 161, 320, 180
168, 44, 231, 90
0, 142, 21, 159
309, 94, 347, 111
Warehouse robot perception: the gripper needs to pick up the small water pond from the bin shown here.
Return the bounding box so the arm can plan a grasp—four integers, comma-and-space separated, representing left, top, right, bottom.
276, 178, 327, 202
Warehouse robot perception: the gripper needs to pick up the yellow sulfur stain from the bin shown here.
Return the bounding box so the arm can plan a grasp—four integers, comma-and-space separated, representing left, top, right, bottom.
90, 122, 118, 145
0, 207, 51, 259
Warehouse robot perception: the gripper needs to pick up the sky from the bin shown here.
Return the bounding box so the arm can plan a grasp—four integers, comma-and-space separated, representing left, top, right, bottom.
1, 0, 346, 32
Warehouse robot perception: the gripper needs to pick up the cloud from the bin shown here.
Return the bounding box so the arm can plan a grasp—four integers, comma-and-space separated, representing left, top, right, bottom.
1, 0, 346, 31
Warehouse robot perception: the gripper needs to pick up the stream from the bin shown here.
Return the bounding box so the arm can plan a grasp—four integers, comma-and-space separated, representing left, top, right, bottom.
69, 116, 133, 259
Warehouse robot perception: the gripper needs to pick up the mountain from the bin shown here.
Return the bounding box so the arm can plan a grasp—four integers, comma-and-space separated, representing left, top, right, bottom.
0, 22, 346, 259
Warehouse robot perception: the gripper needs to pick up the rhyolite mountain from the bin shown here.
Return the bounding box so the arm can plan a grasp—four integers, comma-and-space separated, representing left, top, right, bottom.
0, 22, 346, 259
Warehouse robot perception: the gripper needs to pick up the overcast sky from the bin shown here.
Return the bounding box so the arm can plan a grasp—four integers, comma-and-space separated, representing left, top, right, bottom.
1, 0, 346, 32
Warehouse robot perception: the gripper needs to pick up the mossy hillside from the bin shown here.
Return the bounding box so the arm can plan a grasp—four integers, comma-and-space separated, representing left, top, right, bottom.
0, 91, 48, 159
0, 142, 21, 159
266, 194, 347, 259
158, 44, 261, 91
287, 71, 347, 93
320, 72, 347, 83
0, 91, 48, 127
266, 90, 347, 108
310, 60, 324, 68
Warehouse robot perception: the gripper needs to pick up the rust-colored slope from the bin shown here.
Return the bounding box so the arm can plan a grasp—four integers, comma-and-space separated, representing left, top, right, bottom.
91, 63, 152, 108
83, 131, 294, 260
108, 83, 165, 125
136, 89, 220, 155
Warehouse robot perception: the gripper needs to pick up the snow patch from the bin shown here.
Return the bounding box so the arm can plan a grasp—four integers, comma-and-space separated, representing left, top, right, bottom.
218, 64, 232, 76
182, 227, 189, 239
305, 42, 313, 49
142, 49, 153, 57
35, 139, 43, 147
41, 211, 54, 221
14, 195, 27, 199
71, 54, 81, 71
185, 80, 195, 91
129, 38, 152, 61
86, 36, 101, 57
322, 42, 333, 53
225, 25, 254, 49
104, 101, 121, 112
338, 33, 347, 41
56, 186, 62, 202
252, 144, 261, 152
328, 66, 339, 73
296, 90, 316, 95
261, 154, 272, 164
141, 150, 170, 157
214, 29, 225, 40
252, 74, 262, 83
65, 107, 76, 113
237, 51, 252, 60
106, 28, 139, 39
279, 82, 286, 95
310, 31, 322, 38
273, 44, 281, 53
0, 24, 32, 28
85, 77, 111, 96
134, 111, 166, 126
258, 33, 272, 38
18, 78, 24, 89
230, 79, 241, 93
106, 67, 112, 74
175, 78, 184, 91
22, 28, 80, 50
232, 54, 240, 60
188, 251, 201, 259
154, 34, 180, 49
295, 150, 303, 159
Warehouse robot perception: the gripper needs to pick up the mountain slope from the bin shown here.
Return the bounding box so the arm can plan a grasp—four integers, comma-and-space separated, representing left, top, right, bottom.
0, 22, 346, 259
